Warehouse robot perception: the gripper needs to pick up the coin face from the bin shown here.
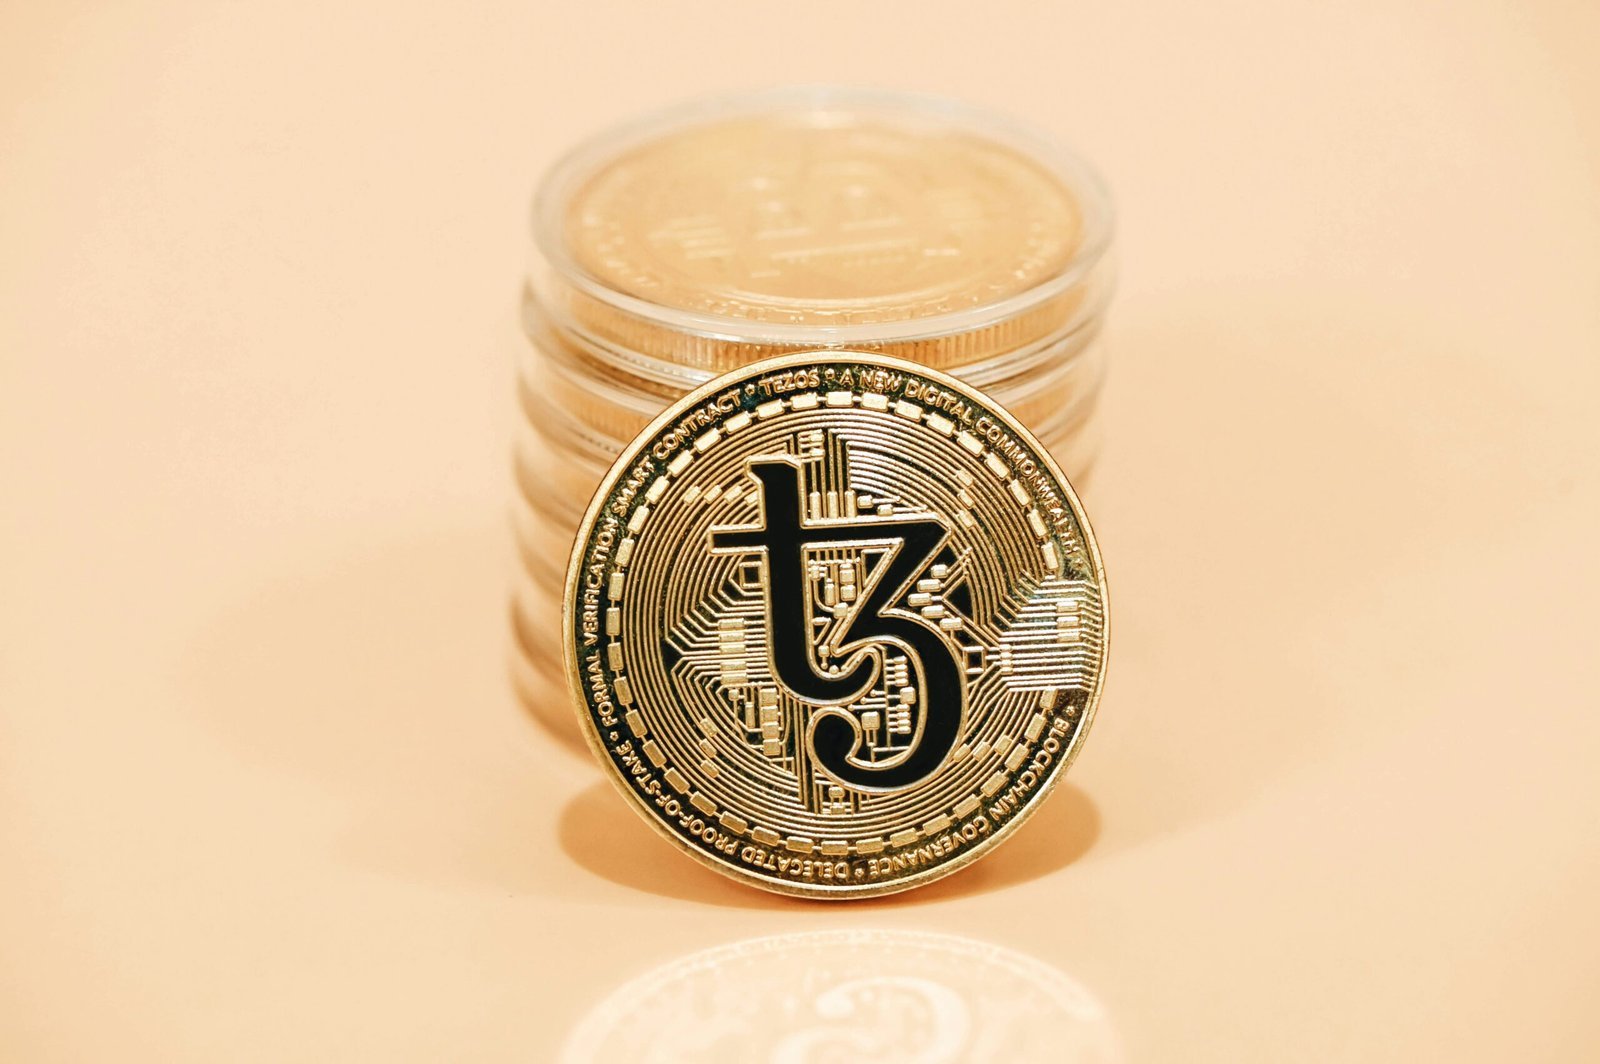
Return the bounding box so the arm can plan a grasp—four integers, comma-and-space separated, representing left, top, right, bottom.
563, 352, 1107, 897
563, 114, 1083, 326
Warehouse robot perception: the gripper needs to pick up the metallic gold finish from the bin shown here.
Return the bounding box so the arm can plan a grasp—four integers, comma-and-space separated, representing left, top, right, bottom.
517, 92, 1118, 767
526, 311, 1111, 446
562, 352, 1107, 897
565, 117, 1083, 324
530, 89, 1115, 380
544, 275, 1103, 377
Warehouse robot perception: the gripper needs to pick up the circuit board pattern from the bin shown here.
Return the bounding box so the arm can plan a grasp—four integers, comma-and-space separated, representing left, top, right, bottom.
565, 354, 1108, 897
663, 427, 1104, 815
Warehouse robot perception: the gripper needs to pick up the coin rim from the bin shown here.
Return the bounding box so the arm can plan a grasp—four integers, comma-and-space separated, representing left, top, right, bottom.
559, 350, 1109, 899
531, 87, 1115, 349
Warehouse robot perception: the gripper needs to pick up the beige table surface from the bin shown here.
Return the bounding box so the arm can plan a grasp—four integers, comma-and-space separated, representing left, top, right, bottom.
4, 2, 1598, 1060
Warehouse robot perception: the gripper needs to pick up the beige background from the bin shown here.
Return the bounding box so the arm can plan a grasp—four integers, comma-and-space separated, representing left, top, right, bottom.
3, 2, 1598, 1060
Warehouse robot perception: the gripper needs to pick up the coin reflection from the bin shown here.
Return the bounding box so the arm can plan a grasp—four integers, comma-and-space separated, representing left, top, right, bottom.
560, 928, 1118, 1063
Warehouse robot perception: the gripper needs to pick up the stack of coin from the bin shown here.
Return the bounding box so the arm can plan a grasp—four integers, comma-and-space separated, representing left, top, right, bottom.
512, 89, 1115, 741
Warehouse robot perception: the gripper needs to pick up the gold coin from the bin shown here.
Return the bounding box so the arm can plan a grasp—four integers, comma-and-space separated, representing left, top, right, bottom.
510, 496, 575, 597
533, 91, 1113, 374
542, 276, 1103, 379
515, 374, 622, 469
512, 414, 609, 520
510, 584, 589, 749
562, 352, 1107, 898
525, 308, 1111, 446
567, 115, 1081, 323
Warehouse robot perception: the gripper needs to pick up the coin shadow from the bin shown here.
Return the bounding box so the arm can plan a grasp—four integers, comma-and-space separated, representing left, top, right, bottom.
557, 778, 1101, 908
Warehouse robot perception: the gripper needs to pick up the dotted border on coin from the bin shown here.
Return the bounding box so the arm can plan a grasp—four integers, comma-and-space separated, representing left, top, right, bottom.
594, 385, 1087, 858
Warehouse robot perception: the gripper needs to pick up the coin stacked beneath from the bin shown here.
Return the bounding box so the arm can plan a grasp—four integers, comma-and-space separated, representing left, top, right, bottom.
513, 89, 1115, 743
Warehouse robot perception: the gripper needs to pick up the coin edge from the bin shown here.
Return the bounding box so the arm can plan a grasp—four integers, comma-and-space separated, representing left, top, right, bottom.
558, 349, 1110, 899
